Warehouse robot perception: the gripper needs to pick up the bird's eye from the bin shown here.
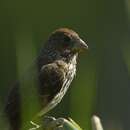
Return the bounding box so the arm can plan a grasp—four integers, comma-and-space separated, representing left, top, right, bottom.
63, 36, 71, 42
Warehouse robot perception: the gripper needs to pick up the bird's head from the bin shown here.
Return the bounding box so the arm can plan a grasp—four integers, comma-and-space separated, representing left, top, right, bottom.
47, 28, 88, 56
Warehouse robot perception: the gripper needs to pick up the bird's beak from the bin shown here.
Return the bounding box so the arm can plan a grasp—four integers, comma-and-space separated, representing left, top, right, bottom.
78, 38, 88, 50
73, 38, 88, 52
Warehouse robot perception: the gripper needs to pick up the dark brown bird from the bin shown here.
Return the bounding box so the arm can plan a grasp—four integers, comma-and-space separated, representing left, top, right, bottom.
4, 28, 88, 130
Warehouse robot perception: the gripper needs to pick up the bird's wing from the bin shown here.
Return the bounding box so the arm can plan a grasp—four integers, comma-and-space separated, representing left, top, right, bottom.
38, 61, 67, 103
36, 61, 69, 116
4, 61, 67, 122
5, 61, 67, 104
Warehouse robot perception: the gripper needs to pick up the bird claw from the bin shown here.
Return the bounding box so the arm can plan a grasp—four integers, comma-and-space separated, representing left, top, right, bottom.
29, 116, 82, 130
43, 116, 56, 127
43, 116, 65, 130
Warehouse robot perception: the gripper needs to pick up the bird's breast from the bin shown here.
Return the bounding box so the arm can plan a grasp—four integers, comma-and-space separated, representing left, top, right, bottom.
52, 58, 77, 105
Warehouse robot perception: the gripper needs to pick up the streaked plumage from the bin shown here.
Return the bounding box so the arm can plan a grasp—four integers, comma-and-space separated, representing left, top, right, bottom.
4, 28, 88, 130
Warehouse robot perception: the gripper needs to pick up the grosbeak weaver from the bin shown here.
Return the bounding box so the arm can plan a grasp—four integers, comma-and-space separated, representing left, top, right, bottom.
4, 28, 88, 130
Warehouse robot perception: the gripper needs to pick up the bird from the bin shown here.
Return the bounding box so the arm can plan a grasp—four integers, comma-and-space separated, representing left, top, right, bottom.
4, 28, 88, 130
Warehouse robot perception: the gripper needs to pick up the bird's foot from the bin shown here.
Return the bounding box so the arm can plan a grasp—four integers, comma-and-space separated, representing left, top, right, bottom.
43, 116, 65, 130
29, 116, 79, 130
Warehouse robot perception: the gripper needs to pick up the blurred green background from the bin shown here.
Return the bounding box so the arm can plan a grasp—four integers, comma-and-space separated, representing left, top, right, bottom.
0, 0, 130, 130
